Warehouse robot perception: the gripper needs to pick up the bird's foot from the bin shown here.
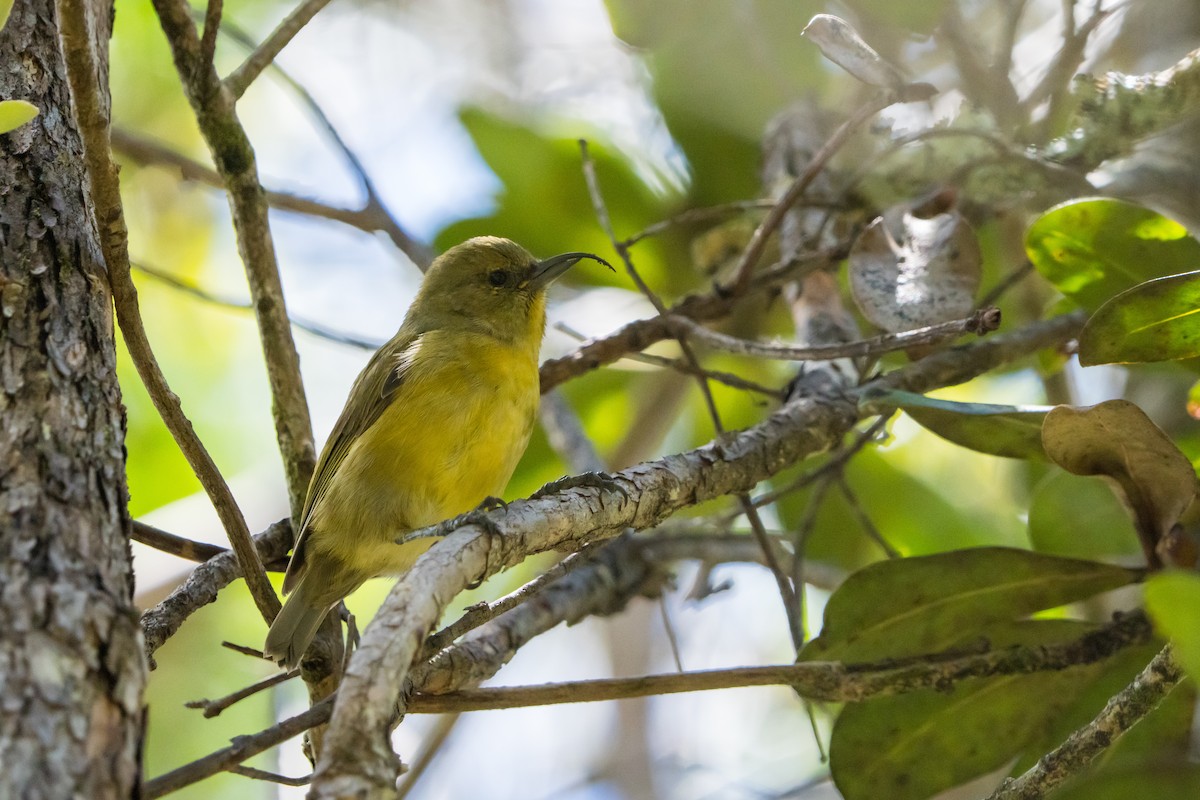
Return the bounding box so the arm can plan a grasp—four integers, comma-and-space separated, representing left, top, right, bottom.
397, 496, 509, 546
532, 471, 628, 502
439, 496, 508, 538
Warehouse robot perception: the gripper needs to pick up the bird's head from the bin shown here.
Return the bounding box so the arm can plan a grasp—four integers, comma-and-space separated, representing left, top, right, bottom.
408, 236, 611, 344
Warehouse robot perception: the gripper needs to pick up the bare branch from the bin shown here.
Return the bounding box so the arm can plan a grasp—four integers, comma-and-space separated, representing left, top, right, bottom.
408, 613, 1154, 712
112, 128, 424, 260
151, 0, 316, 517
186, 668, 297, 718
987, 645, 1184, 800
132, 260, 381, 349
142, 607, 1152, 796
224, 0, 337, 100
728, 91, 898, 295
141, 521, 292, 659
199, 0, 222, 73
218, 18, 434, 268
131, 520, 226, 563
58, 0, 280, 624
538, 249, 839, 392
668, 307, 1001, 362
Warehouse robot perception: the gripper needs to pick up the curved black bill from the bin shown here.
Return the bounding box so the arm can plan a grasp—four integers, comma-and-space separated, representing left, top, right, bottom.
529, 251, 614, 290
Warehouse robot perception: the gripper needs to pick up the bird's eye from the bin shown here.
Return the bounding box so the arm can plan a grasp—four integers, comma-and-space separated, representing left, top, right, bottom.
487, 269, 509, 287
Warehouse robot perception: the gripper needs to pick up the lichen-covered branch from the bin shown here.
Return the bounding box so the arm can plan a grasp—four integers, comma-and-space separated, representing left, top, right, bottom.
986, 644, 1184, 800
307, 311, 1086, 798
1045, 46, 1200, 169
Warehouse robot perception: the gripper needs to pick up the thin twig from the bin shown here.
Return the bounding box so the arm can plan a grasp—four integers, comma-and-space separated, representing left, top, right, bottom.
186, 668, 298, 718
728, 92, 897, 294
750, 417, 889, 513
229, 765, 312, 786
224, 0, 337, 99
538, 248, 839, 392
741, 497, 803, 648
58, 0, 280, 624
143, 699, 334, 799
669, 307, 1001, 362
112, 128, 424, 260
199, 0, 222, 72
395, 714, 461, 800
553, 321, 783, 399
131, 520, 227, 563
978, 261, 1035, 308
987, 645, 1183, 800
420, 547, 599, 659
152, 0, 316, 519
659, 596, 685, 672
217, 18, 433, 269
621, 200, 779, 247
790, 473, 837, 643
222, 641, 267, 659
582, 139, 802, 646
836, 476, 900, 559
141, 521, 292, 658
132, 260, 382, 349
579, 139, 726, 429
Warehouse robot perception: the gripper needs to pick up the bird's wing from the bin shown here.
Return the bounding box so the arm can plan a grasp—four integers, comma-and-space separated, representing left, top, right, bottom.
282, 332, 422, 594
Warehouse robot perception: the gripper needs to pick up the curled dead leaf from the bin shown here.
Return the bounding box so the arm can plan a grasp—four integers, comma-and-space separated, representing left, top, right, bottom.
849, 205, 982, 332
1041, 399, 1200, 567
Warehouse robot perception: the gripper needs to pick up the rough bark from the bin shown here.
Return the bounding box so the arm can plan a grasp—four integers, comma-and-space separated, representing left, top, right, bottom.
0, 1, 146, 798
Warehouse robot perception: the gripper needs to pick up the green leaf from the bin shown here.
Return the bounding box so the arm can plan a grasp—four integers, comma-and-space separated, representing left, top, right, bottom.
0, 100, 38, 134
831, 620, 1103, 800
1079, 271, 1200, 365
1048, 764, 1200, 800
1042, 401, 1200, 552
773, 447, 1021, 570
873, 388, 1050, 459
798, 547, 1141, 663
0, 0, 13, 32
1027, 470, 1141, 559
1025, 198, 1200, 311
1144, 571, 1200, 680
438, 108, 683, 290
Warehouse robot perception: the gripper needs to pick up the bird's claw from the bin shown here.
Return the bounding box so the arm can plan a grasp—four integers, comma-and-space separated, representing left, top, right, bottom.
532, 471, 629, 502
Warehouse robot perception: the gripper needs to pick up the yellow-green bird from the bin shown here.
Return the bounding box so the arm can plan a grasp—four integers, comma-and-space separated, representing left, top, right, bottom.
264, 236, 607, 667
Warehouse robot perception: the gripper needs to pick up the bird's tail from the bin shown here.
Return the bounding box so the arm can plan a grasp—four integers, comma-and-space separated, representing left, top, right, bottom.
263, 577, 331, 669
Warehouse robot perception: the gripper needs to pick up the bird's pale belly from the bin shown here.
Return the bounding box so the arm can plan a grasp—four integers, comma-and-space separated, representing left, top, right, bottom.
307, 335, 539, 576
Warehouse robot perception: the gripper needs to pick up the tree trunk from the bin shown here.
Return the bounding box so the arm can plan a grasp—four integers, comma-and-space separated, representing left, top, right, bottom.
0, 0, 145, 797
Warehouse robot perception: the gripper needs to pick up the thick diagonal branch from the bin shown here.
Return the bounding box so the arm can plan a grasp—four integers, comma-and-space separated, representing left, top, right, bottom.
308, 311, 1086, 797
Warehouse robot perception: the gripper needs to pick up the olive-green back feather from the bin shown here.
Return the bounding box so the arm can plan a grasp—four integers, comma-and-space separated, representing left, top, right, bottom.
282, 331, 419, 593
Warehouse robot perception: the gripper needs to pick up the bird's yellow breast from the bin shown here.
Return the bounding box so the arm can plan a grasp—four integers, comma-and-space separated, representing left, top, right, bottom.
306, 329, 540, 576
